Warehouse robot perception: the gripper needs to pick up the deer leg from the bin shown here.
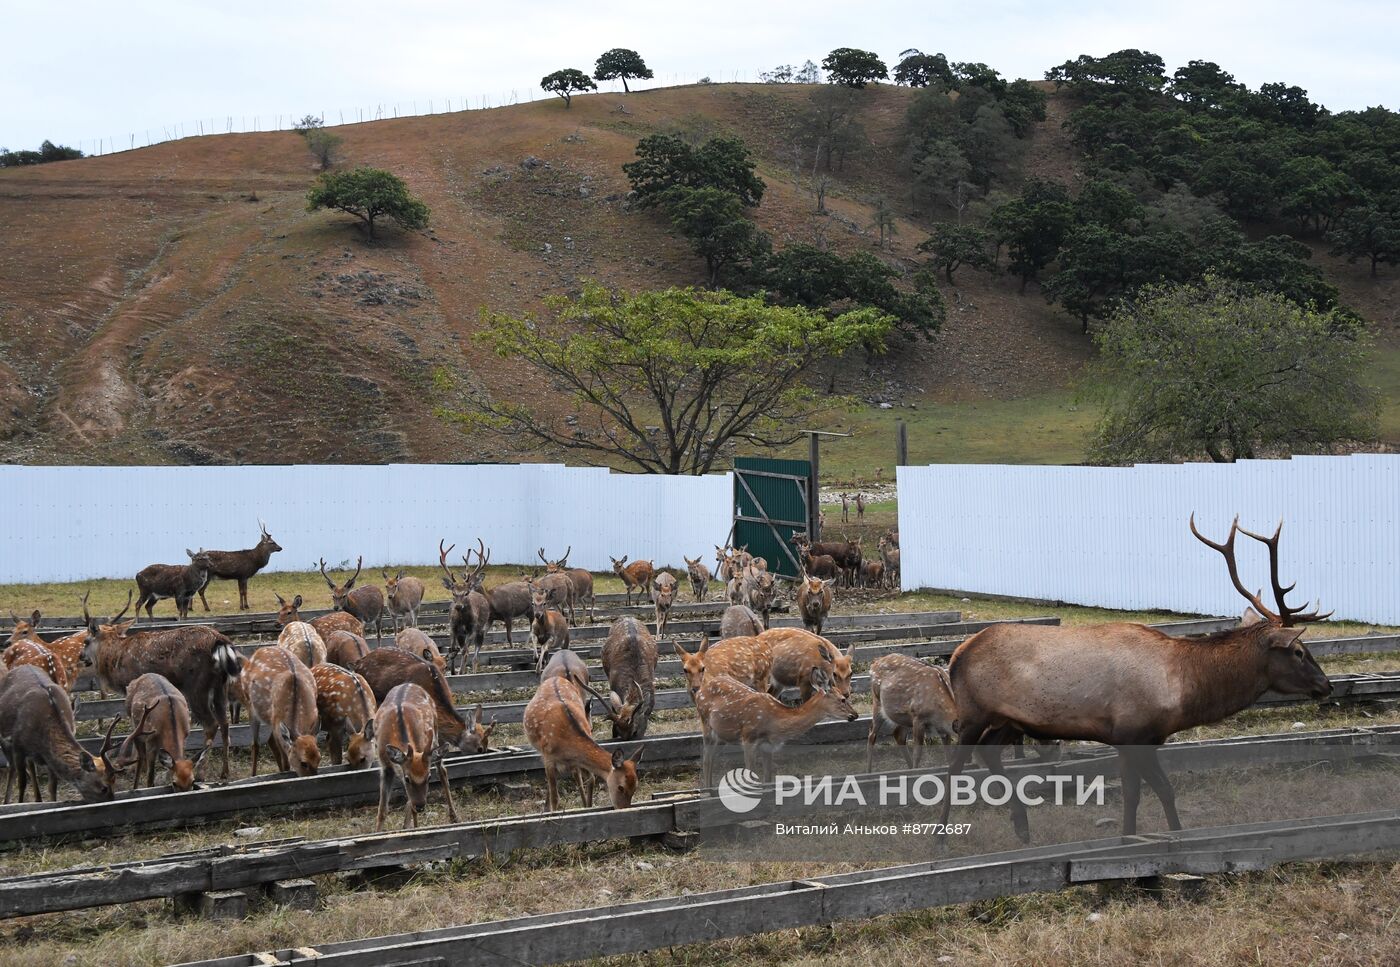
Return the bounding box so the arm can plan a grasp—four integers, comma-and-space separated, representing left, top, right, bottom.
912, 721, 926, 770
404, 790, 416, 830
865, 707, 882, 774
329, 724, 344, 766
893, 726, 912, 769
238, 579, 249, 611
198, 586, 210, 612
576, 767, 593, 808
437, 756, 459, 823
1135, 746, 1181, 831
2, 747, 13, 804
543, 763, 559, 812
976, 730, 1029, 844
701, 730, 717, 790
47, 765, 59, 802
250, 720, 260, 777
1116, 746, 1143, 836
375, 767, 392, 832
936, 723, 983, 839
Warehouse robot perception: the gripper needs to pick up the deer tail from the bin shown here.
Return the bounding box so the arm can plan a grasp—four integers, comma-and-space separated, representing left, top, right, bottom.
212, 638, 241, 679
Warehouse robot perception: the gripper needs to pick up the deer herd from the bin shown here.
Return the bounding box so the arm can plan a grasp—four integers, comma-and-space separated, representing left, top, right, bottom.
0, 513, 1341, 841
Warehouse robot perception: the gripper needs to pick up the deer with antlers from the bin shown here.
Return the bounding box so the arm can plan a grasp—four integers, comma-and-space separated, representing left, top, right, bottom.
523, 675, 643, 812
82, 592, 241, 779
599, 617, 657, 740
115, 673, 206, 791
0, 666, 123, 803
460, 540, 533, 654
198, 520, 282, 611
319, 557, 385, 642
609, 555, 655, 606
938, 514, 1334, 842
533, 549, 577, 622
373, 682, 457, 831
529, 585, 571, 675
275, 592, 366, 640
135, 549, 215, 620
382, 569, 425, 633
437, 540, 490, 673
313, 663, 377, 768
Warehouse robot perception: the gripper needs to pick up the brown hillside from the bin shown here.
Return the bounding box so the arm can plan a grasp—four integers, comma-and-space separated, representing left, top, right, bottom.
0, 83, 1393, 466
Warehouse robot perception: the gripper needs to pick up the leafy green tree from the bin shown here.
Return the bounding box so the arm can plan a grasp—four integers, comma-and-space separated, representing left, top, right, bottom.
1044, 226, 1196, 332
999, 79, 1048, 136
1328, 203, 1400, 275
1275, 155, 1357, 234
894, 52, 952, 88
1046, 49, 1168, 96
917, 224, 994, 282
540, 69, 596, 107
869, 197, 898, 249
1212, 234, 1338, 309
989, 179, 1074, 289
293, 116, 341, 170
623, 134, 764, 207
822, 48, 888, 88
660, 187, 769, 284
0, 139, 83, 167
758, 245, 944, 342
306, 167, 429, 239
950, 62, 1007, 95
458, 284, 892, 474
794, 60, 822, 84
593, 48, 653, 92
912, 138, 974, 217
1170, 60, 1244, 108
1074, 178, 1145, 231
1086, 276, 1376, 464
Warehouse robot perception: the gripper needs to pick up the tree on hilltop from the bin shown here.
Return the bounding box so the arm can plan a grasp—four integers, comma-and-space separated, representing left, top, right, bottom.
822, 48, 888, 88
541, 69, 597, 108
594, 49, 653, 92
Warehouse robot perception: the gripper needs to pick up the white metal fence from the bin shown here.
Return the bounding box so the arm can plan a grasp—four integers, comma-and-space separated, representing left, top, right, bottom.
897, 454, 1400, 625
0, 464, 733, 584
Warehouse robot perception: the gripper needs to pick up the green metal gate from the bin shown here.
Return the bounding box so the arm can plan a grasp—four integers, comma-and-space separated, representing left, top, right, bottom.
731, 456, 816, 579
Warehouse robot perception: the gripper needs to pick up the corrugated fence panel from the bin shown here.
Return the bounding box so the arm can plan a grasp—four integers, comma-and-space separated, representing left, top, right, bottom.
0, 465, 733, 584
898, 455, 1400, 625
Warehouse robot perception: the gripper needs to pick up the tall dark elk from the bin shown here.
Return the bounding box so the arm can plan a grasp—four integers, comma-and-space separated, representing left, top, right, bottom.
537, 547, 595, 624
793, 533, 860, 589
116, 673, 205, 791
382, 569, 425, 632
197, 520, 282, 611
795, 573, 834, 634
275, 593, 365, 640
0, 666, 123, 803
610, 555, 655, 606
438, 540, 492, 673
599, 617, 657, 740
135, 549, 214, 620
353, 648, 494, 754
320, 557, 385, 642
939, 515, 1334, 842
463, 541, 532, 652
791, 534, 838, 583
83, 592, 241, 779
683, 556, 711, 602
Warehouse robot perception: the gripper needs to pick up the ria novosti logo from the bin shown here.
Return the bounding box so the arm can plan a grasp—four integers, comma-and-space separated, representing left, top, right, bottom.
717, 768, 764, 813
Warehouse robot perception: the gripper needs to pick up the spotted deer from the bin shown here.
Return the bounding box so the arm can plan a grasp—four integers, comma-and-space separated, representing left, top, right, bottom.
718, 604, 764, 639
277, 621, 327, 668
5, 609, 41, 645
373, 683, 458, 831
320, 557, 385, 642
696, 671, 857, 787
240, 645, 321, 777
135, 549, 214, 620
763, 628, 854, 700
353, 649, 494, 753
324, 629, 370, 668
312, 663, 378, 768
115, 673, 206, 791
651, 571, 679, 636
43, 593, 96, 687
382, 569, 425, 632
522, 676, 643, 812
609, 556, 655, 606
275, 592, 366, 640
393, 627, 447, 671
540, 648, 590, 693
674, 634, 774, 697
866, 654, 958, 771
0, 666, 123, 803
2, 638, 69, 690
683, 556, 711, 602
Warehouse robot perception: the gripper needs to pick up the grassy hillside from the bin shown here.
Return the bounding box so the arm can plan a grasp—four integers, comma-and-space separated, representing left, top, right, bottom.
1, 83, 1395, 477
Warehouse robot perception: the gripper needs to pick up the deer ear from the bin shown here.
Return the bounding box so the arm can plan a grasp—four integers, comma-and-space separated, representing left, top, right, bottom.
278, 723, 293, 744
1266, 628, 1307, 650
611, 748, 626, 770
472, 703, 483, 726
1240, 607, 1265, 627
192, 747, 211, 767
80, 754, 97, 773
157, 749, 175, 768
630, 744, 645, 765
385, 746, 406, 765
293, 595, 302, 609
361, 720, 375, 742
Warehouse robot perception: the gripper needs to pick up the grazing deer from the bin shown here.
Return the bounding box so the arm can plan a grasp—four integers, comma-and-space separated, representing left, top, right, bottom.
599, 617, 657, 740
116, 673, 206, 791
675, 634, 774, 697
540, 648, 590, 693
739, 567, 777, 629
795, 573, 835, 635
534, 549, 577, 622
393, 627, 447, 671
82, 592, 241, 778
6, 609, 41, 645
609, 555, 655, 606
275, 592, 366, 640
0, 666, 123, 803
939, 514, 1335, 842
651, 571, 679, 636
134, 549, 214, 620
764, 628, 854, 700
860, 559, 886, 590
277, 620, 327, 668
855, 492, 866, 521
718, 604, 764, 639
2, 639, 69, 690
522, 676, 643, 812
241, 645, 321, 777
312, 663, 377, 768
353, 649, 494, 753
839, 492, 851, 523
465, 541, 533, 652
696, 671, 857, 787
682, 556, 711, 602
866, 655, 958, 771
878, 534, 900, 590
529, 586, 571, 674
373, 683, 457, 831
382, 569, 425, 632
438, 540, 491, 673
198, 520, 282, 611
320, 557, 385, 642
324, 629, 370, 668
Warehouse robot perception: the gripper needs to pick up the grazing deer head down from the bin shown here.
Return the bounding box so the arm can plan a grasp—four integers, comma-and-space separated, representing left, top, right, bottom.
373, 682, 458, 831
523, 676, 643, 812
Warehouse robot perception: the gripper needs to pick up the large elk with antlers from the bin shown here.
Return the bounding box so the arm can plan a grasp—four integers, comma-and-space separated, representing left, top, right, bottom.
319, 557, 385, 642
438, 540, 492, 674
939, 515, 1334, 842
135, 549, 214, 620
0, 666, 123, 803
197, 520, 282, 611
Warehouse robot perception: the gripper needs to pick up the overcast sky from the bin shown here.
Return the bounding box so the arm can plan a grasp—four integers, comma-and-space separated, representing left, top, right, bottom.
6, 0, 1399, 152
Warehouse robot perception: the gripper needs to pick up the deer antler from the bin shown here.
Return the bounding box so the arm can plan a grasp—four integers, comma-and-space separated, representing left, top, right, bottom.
78, 591, 91, 626
98, 715, 125, 775
111, 589, 133, 623
538, 548, 550, 566
581, 682, 621, 719
348, 556, 363, 587
1237, 520, 1333, 625
438, 540, 461, 585
559, 545, 571, 566
133, 700, 159, 738
258, 517, 269, 536
1190, 513, 1279, 622
319, 557, 336, 590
